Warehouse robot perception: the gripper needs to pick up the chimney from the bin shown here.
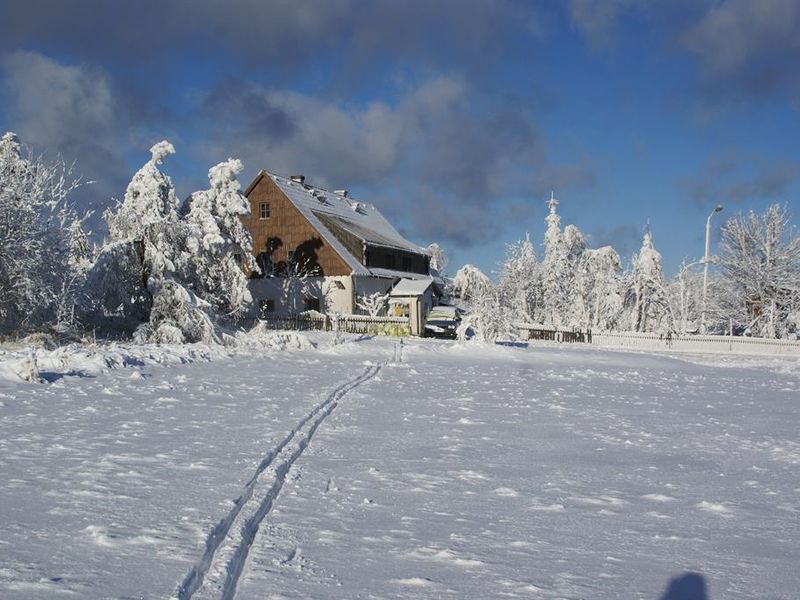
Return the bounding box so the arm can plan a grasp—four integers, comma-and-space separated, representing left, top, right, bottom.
334, 189, 349, 197
290, 174, 305, 184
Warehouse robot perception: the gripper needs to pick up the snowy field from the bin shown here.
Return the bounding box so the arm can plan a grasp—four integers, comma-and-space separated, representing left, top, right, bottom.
1, 336, 798, 599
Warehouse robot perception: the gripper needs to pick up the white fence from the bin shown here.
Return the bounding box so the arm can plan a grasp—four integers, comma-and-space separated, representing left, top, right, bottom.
590, 331, 800, 356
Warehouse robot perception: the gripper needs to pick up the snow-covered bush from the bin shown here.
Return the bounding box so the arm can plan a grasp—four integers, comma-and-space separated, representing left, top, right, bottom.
357, 292, 388, 317
0, 132, 88, 334
80, 241, 151, 333
133, 279, 219, 345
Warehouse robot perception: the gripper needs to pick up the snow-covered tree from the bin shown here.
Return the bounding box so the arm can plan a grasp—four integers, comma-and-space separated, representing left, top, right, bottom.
627, 226, 673, 333
668, 260, 705, 334
576, 246, 623, 331
498, 235, 539, 324
0, 132, 88, 334
457, 284, 514, 344
357, 292, 388, 316
718, 203, 800, 338
540, 194, 573, 327
181, 158, 257, 318
427, 242, 448, 275
451, 264, 493, 304
86, 142, 182, 334
105, 141, 182, 285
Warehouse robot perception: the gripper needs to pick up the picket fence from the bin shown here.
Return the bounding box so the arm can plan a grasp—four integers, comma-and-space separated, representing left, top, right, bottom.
590, 331, 800, 356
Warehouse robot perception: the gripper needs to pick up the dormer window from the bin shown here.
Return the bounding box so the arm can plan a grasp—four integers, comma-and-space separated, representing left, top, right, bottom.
259, 202, 270, 220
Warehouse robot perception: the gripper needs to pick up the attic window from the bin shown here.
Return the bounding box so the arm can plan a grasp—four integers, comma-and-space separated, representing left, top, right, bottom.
259, 202, 270, 220
290, 175, 305, 184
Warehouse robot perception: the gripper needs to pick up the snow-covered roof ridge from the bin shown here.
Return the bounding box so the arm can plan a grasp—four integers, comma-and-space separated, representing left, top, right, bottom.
255, 170, 428, 276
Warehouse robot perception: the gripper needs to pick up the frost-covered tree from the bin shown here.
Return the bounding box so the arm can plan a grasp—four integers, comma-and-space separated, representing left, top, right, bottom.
427, 242, 448, 275
540, 195, 578, 327
357, 292, 388, 317
0, 132, 88, 334
451, 264, 493, 304
86, 142, 182, 334
105, 141, 182, 284
181, 158, 257, 318
668, 260, 705, 334
718, 203, 800, 338
627, 226, 673, 333
457, 284, 513, 344
498, 235, 539, 324
576, 246, 623, 331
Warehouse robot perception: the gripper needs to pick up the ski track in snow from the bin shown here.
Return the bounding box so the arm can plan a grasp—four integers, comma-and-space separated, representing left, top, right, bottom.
1, 338, 798, 599
177, 362, 384, 600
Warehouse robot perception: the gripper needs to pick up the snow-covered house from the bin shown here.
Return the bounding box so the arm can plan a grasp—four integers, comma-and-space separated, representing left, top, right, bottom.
242, 171, 433, 320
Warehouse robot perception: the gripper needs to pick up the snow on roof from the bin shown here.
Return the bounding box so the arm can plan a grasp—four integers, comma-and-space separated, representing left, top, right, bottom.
390, 278, 434, 297
261, 171, 427, 276
368, 268, 431, 280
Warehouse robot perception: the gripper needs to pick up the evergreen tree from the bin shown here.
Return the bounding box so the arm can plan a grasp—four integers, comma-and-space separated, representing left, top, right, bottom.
628, 226, 673, 333
540, 193, 573, 327
182, 158, 257, 318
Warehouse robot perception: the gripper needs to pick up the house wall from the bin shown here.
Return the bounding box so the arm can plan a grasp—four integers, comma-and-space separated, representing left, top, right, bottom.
353, 276, 396, 315
244, 175, 352, 277
249, 275, 355, 316
389, 288, 434, 335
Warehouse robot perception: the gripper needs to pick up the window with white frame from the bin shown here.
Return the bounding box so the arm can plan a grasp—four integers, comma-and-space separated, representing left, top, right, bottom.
259, 202, 270, 219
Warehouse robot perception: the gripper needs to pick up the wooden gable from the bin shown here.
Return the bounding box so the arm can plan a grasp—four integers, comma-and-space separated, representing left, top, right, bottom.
243, 174, 352, 277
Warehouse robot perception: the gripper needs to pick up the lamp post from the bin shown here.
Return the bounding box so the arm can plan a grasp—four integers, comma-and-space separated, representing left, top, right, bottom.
700, 204, 723, 334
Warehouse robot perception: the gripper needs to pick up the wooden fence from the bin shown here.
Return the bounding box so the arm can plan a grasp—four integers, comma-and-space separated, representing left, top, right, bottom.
514, 324, 798, 355
516, 325, 592, 344
259, 314, 411, 336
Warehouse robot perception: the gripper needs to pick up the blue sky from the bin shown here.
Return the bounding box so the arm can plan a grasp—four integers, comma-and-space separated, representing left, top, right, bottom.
2, 0, 799, 277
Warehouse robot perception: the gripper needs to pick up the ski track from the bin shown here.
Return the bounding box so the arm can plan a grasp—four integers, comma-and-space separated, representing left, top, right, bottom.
176, 362, 383, 600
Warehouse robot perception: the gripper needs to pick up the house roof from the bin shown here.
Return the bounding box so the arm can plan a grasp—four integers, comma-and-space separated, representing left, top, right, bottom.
247, 170, 428, 277
390, 278, 434, 297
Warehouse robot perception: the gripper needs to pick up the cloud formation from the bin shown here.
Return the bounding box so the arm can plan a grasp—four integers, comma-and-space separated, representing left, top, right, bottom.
0, 0, 538, 80
0, 51, 134, 222
683, 155, 800, 206
196, 75, 578, 246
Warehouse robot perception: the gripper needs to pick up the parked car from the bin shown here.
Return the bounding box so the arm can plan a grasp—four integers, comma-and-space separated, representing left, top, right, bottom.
423, 305, 462, 339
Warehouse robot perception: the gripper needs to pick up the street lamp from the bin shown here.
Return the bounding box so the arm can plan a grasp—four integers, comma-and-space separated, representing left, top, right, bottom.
700, 204, 723, 334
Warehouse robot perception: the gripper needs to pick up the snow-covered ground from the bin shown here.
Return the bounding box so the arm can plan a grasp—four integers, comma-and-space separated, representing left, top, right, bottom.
0, 336, 798, 599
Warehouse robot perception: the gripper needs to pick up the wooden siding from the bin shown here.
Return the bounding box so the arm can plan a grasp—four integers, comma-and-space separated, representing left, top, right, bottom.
244, 175, 351, 277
